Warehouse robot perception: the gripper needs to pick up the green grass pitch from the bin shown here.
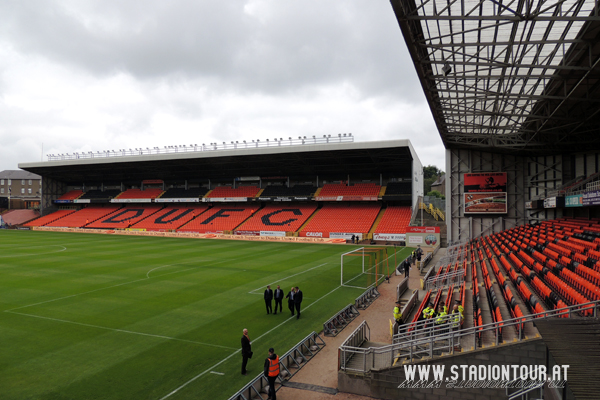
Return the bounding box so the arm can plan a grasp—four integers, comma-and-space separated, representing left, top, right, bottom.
0, 230, 412, 400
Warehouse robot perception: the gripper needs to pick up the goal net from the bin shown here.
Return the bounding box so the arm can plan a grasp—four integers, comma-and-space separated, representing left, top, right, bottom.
341, 247, 396, 289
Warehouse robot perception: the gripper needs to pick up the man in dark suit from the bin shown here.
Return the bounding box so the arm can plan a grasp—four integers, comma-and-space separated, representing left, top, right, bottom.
273, 285, 284, 314
294, 286, 303, 319
285, 287, 295, 316
264, 285, 273, 314
241, 328, 251, 375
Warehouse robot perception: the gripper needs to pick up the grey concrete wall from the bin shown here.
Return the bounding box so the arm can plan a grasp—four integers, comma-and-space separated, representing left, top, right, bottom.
339, 339, 546, 400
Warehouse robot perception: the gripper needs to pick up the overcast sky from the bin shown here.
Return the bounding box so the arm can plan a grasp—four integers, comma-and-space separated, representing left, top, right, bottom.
0, 0, 444, 174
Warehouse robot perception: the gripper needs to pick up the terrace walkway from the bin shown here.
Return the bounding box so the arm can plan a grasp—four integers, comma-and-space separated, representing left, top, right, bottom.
277, 248, 447, 399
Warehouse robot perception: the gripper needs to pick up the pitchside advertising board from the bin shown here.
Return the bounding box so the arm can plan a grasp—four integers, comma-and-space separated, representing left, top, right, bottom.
405, 226, 440, 247
463, 172, 507, 214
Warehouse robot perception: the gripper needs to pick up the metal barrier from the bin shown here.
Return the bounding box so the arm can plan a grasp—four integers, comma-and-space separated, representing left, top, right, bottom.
354, 286, 380, 310
323, 304, 360, 337
339, 300, 600, 373
399, 290, 418, 324
396, 277, 409, 301
425, 269, 464, 291
228, 331, 326, 400
422, 265, 435, 283
338, 321, 370, 372
419, 252, 433, 271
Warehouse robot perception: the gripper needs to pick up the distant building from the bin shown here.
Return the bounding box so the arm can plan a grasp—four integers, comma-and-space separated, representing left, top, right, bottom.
430, 174, 445, 195
0, 170, 42, 209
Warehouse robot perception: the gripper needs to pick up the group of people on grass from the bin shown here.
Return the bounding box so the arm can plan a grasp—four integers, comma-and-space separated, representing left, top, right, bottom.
264, 285, 303, 319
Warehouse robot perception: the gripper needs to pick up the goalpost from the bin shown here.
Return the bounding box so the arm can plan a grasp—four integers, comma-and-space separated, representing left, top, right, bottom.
340, 246, 397, 289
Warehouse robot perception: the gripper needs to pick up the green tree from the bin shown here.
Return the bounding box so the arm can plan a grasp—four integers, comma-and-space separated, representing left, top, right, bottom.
423, 165, 444, 194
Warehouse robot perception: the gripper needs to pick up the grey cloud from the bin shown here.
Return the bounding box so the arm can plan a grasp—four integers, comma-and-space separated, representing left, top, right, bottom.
0, 1, 419, 97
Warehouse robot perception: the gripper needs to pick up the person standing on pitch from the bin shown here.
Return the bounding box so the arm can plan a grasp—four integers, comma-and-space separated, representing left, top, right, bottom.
264, 347, 280, 400
241, 328, 252, 375
264, 285, 273, 314
286, 287, 295, 316
273, 285, 284, 315
294, 286, 303, 319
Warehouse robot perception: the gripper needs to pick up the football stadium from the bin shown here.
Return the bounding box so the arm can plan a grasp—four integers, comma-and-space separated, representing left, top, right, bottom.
2, 0, 600, 399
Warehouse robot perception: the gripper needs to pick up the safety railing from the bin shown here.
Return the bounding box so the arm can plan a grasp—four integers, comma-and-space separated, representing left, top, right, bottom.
505, 366, 545, 400
323, 304, 360, 337
339, 300, 600, 373
396, 276, 409, 301
338, 321, 370, 372
425, 269, 464, 291
399, 290, 418, 324
354, 286, 380, 310
228, 331, 325, 400
422, 266, 435, 283
419, 252, 433, 272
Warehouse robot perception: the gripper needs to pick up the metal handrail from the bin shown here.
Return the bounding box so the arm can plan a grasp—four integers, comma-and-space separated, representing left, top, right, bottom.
339, 300, 600, 372
425, 269, 464, 291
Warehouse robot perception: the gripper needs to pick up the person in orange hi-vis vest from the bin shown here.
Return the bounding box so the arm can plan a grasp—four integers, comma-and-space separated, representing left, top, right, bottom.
263, 347, 280, 400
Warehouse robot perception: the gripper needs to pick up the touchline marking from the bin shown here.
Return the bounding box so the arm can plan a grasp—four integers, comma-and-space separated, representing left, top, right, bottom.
6, 311, 238, 351
247, 263, 328, 294
158, 284, 344, 400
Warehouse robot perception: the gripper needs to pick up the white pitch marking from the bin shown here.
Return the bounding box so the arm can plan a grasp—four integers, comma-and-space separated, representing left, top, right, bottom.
4, 266, 196, 312
6, 311, 238, 350
0, 245, 67, 258
159, 284, 346, 400
247, 263, 328, 294
209, 371, 225, 376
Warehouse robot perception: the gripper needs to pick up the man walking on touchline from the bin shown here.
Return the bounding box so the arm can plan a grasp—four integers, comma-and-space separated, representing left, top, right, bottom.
294, 286, 303, 319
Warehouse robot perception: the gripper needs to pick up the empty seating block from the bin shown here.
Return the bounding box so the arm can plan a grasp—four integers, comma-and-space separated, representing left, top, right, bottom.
300, 203, 381, 237
206, 186, 260, 199
57, 190, 84, 201
45, 205, 122, 228
178, 204, 256, 233
133, 205, 209, 231
160, 187, 209, 199
116, 188, 165, 200
236, 204, 317, 233
374, 206, 412, 233
24, 209, 75, 227
318, 183, 381, 198
87, 205, 163, 229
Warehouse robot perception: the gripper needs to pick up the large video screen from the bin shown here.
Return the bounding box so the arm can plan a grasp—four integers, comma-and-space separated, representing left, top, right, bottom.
464, 172, 507, 214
